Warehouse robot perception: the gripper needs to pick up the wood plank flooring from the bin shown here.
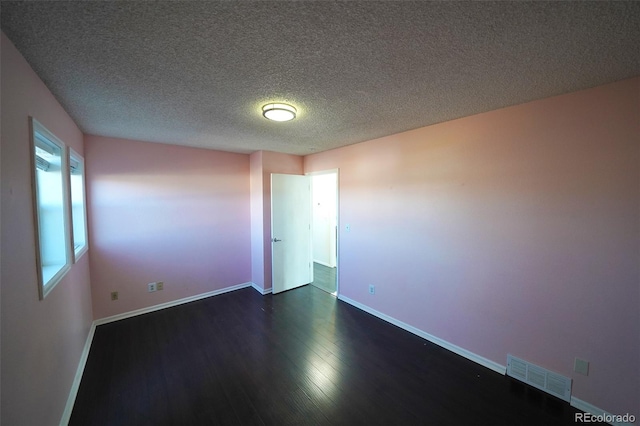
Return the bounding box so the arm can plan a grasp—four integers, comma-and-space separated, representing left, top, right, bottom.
70, 285, 593, 425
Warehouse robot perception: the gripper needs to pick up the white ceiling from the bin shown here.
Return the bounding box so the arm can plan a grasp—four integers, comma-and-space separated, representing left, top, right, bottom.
1, 1, 639, 155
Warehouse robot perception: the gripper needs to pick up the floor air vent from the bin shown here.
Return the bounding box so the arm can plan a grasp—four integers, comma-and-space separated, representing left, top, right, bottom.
506, 354, 572, 402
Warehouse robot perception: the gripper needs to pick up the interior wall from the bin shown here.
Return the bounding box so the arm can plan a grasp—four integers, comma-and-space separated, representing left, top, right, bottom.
0, 32, 94, 426
304, 77, 639, 417
85, 135, 251, 319
2, 22, 636, 421
249, 151, 304, 292
250, 151, 266, 289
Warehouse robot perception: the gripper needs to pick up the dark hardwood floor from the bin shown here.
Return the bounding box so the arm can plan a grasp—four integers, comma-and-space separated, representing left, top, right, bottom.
71, 285, 592, 425
311, 262, 337, 294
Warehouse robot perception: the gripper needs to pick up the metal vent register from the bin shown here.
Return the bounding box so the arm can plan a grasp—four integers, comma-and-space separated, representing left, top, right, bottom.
506, 354, 572, 402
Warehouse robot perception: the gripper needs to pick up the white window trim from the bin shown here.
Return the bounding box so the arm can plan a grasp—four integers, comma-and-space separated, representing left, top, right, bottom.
68, 147, 89, 262
30, 117, 72, 300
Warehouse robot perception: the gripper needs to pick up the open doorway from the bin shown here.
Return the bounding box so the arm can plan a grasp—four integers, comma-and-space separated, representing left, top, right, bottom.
309, 170, 338, 295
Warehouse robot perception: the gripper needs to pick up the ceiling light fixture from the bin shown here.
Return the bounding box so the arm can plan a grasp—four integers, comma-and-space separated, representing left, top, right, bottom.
262, 103, 297, 122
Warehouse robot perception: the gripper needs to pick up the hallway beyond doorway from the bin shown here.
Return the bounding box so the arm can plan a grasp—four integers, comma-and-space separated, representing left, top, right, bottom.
310, 262, 336, 294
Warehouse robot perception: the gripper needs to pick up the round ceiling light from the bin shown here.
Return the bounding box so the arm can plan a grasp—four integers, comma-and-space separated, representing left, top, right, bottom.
262, 103, 297, 122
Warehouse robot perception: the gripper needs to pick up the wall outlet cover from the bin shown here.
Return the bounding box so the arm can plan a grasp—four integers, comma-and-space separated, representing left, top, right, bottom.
574, 358, 589, 376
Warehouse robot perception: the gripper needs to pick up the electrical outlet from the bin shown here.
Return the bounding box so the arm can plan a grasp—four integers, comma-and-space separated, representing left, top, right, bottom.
111, 291, 118, 301
574, 358, 589, 376
148, 282, 157, 292
157, 281, 164, 291
369, 284, 375, 295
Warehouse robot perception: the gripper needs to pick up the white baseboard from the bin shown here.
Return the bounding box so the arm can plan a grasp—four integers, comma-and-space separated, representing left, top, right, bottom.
95, 282, 253, 326
313, 260, 336, 268
571, 397, 601, 415
337, 294, 636, 424
338, 294, 506, 375
60, 322, 96, 426
571, 397, 636, 426
61, 281, 255, 424
251, 282, 272, 295
63, 285, 630, 426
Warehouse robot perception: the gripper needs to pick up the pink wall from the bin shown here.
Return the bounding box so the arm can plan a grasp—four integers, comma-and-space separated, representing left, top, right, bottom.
1, 33, 94, 425
305, 78, 639, 417
85, 136, 251, 319
2, 23, 636, 420
249, 151, 303, 291
250, 151, 266, 289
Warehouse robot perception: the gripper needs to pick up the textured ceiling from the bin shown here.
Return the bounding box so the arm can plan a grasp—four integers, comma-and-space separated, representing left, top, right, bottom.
1, 1, 639, 155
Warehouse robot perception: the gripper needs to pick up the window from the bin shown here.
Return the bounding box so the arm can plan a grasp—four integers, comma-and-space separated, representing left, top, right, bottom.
30, 118, 71, 299
69, 148, 88, 261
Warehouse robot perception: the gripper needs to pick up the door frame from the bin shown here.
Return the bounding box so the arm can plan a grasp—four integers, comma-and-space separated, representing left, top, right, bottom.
306, 168, 340, 297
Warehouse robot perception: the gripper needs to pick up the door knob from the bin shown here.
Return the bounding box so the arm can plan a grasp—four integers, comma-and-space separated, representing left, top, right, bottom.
272, 238, 282, 242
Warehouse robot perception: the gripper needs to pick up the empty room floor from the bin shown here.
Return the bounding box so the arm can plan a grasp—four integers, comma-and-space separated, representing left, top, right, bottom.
70, 285, 592, 425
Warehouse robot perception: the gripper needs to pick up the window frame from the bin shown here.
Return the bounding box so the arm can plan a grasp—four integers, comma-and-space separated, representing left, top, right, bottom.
29, 117, 72, 299
68, 147, 89, 262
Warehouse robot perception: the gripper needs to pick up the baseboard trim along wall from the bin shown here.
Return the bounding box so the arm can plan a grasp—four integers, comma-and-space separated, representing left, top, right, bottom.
61, 283, 628, 426
251, 282, 272, 295
313, 259, 334, 268
570, 397, 636, 426
337, 294, 631, 426
60, 322, 96, 426
94, 282, 254, 326
338, 294, 506, 374
60, 281, 254, 425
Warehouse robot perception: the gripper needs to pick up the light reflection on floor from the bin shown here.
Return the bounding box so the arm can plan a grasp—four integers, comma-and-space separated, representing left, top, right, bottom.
303, 290, 342, 402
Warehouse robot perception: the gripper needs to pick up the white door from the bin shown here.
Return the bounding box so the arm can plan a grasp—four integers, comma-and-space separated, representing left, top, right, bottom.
271, 173, 312, 294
